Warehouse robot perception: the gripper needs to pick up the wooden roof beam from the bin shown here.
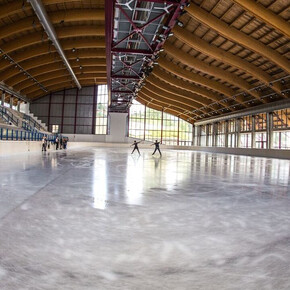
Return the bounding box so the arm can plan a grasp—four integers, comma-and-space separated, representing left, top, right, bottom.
173, 26, 282, 95
164, 43, 264, 104
0, 44, 105, 72
12, 69, 106, 92
152, 66, 238, 110
144, 81, 208, 112
1, 27, 105, 55
138, 92, 198, 119
22, 74, 106, 95
232, 0, 290, 38
0, 58, 106, 82
0, 9, 104, 40
29, 80, 105, 100
136, 96, 193, 123
186, 3, 290, 74
158, 58, 238, 99
1, 57, 106, 81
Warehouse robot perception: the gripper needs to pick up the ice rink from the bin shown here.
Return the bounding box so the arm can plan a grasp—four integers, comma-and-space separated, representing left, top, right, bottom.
0, 147, 289, 289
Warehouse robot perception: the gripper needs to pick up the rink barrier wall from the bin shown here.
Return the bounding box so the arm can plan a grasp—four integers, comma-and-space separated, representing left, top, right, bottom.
1, 140, 289, 159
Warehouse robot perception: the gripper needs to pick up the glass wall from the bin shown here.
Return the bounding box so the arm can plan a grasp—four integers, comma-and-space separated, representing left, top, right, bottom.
129, 101, 193, 146
216, 122, 226, 147
272, 109, 290, 149
145, 107, 162, 142
129, 101, 145, 139
194, 107, 290, 150
179, 119, 193, 146
95, 85, 108, 135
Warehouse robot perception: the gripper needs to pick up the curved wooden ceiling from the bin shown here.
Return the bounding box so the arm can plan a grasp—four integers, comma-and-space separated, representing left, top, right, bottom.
0, 0, 106, 102
0, 0, 289, 123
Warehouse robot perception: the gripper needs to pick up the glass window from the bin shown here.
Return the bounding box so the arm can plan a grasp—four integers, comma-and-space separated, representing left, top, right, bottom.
216, 122, 225, 147
255, 132, 267, 148
273, 109, 290, 129
128, 101, 192, 146
240, 133, 251, 148
255, 113, 267, 131
52, 125, 59, 133
273, 131, 290, 149
179, 119, 193, 146
241, 115, 252, 132
95, 85, 108, 135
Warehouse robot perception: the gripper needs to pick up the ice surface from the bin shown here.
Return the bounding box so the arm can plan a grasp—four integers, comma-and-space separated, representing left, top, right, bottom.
0, 147, 289, 289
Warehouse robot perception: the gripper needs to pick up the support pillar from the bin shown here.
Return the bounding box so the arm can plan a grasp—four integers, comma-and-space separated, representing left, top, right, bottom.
251, 115, 256, 148
1, 92, 5, 106
206, 124, 209, 147
10, 96, 13, 108
225, 121, 229, 147
267, 112, 272, 149
236, 118, 241, 148
17, 100, 21, 112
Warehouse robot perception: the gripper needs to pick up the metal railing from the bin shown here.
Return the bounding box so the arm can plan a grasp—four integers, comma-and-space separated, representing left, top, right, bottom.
0, 106, 19, 126
22, 114, 43, 131
0, 127, 54, 141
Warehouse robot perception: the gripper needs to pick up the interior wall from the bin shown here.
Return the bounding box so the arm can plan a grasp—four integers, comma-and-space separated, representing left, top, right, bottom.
106, 112, 128, 143
30, 86, 96, 134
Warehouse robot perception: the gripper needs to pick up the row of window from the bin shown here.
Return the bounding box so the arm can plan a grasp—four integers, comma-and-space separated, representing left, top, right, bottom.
129, 101, 192, 146
196, 109, 290, 149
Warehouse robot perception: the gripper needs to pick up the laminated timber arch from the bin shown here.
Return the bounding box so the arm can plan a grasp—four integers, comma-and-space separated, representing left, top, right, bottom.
141, 86, 204, 113
24, 75, 106, 95
1, 27, 104, 55
232, 0, 290, 38
143, 82, 209, 112
147, 75, 215, 107
12, 70, 106, 92
151, 66, 239, 110
0, 42, 105, 72
1, 57, 106, 81
29, 80, 106, 100
173, 26, 283, 94
157, 59, 240, 101
0, 0, 288, 123
136, 96, 193, 123
0, 0, 97, 20
138, 92, 196, 121
164, 43, 264, 103
5, 61, 106, 86
186, 3, 290, 74
0, 9, 104, 40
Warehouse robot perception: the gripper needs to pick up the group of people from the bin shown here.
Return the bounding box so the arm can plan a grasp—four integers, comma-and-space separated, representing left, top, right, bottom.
41, 136, 68, 152
131, 140, 162, 156
55, 136, 68, 150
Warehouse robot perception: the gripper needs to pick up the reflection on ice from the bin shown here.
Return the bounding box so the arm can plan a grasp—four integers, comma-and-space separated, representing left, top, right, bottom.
1, 148, 289, 289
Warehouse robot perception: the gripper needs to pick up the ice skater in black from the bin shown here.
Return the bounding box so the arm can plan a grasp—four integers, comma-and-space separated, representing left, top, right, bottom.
151, 140, 162, 156
131, 140, 141, 155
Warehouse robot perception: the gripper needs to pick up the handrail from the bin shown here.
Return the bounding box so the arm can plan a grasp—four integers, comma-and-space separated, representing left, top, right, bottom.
0, 106, 19, 126
23, 114, 43, 131
0, 126, 54, 141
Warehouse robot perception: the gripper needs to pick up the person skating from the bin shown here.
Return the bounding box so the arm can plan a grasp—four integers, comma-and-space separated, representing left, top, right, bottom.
151, 140, 162, 156
131, 140, 141, 155
41, 136, 47, 152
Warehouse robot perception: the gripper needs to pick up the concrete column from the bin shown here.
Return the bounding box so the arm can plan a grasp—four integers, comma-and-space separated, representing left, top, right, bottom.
236, 118, 241, 148
192, 125, 195, 146
206, 124, 209, 147
267, 112, 272, 149
1, 91, 5, 106
197, 125, 201, 146
213, 123, 217, 147
9, 96, 13, 108
225, 121, 229, 147
17, 100, 21, 112
251, 115, 256, 148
